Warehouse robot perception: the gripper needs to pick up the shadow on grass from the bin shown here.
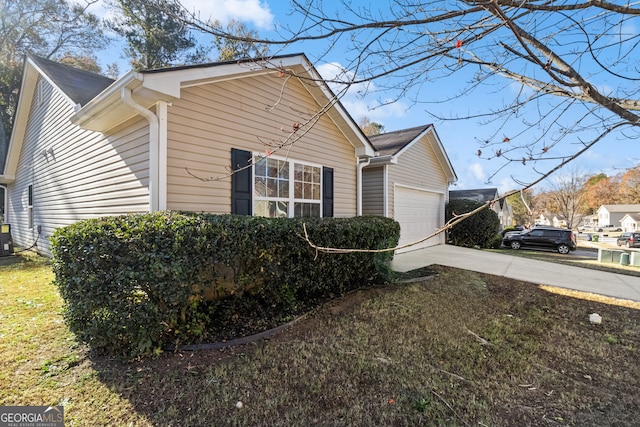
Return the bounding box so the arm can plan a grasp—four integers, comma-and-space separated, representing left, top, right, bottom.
87, 265, 640, 427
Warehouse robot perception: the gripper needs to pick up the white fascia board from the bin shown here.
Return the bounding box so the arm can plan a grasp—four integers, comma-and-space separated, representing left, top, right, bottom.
144, 55, 307, 95
3, 60, 39, 179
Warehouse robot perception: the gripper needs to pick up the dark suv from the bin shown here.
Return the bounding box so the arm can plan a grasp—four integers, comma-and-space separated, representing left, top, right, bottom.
616, 232, 640, 248
502, 227, 577, 254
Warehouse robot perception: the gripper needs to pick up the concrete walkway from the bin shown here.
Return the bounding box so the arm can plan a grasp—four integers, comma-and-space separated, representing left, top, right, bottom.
392, 245, 640, 302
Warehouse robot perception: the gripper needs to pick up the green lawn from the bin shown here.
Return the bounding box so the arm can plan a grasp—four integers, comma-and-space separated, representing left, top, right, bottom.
1, 252, 639, 426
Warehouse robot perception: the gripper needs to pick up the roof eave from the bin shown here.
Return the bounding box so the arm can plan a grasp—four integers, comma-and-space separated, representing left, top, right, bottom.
3, 58, 40, 180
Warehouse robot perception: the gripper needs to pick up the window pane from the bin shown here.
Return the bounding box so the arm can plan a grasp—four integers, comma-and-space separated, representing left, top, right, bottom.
267, 178, 278, 197
311, 167, 320, 183
294, 182, 302, 198
254, 201, 269, 217
267, 159, 279, 177
279, 180, 289, 198
255, 177, 267, 197
312, 183, 320, 200
278, 161, 289, 179
303, 183, 311, 198
294, 202, 320, 218
254, 157, 266, 177
255, 201, 289, 218
294, 164, 303, 181
273, 201, 288, 218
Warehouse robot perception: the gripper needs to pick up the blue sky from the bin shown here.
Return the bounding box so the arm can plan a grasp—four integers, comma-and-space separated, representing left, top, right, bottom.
88, 0, 635, 193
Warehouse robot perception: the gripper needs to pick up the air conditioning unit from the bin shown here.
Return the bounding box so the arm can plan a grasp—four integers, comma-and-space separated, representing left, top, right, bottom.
1, 224, 14, 257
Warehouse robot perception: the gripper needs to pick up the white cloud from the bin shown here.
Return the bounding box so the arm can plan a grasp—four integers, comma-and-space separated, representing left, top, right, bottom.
180, 0, 274, 29
316, 62, 408, 124
88, 0, 274, 29
469, 163, 486, 182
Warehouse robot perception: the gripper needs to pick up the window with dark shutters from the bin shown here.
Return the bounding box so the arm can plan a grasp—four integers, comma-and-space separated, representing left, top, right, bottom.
231, 149, 335, 218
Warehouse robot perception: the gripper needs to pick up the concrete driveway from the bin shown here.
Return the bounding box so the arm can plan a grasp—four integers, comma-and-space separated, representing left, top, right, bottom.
392, 245, 640, 302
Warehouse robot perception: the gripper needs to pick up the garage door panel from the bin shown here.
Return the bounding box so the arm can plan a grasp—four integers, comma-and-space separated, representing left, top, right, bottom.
394, 187, 443, 253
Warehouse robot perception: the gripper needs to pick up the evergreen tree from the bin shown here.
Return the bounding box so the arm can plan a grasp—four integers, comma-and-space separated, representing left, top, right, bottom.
109, 0, 210, 70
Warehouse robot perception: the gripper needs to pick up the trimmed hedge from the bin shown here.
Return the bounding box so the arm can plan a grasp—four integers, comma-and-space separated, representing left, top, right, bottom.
445, 199, 500, 248
51, 212, 399, 357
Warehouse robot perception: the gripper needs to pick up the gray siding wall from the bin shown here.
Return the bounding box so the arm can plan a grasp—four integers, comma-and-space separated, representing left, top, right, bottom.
7, 77, 150, 255
362, 166, 385, 215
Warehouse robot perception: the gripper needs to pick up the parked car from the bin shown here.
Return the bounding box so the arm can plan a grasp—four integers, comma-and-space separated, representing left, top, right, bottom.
501, 225, 524, 236
577, 225, 594, 233
502, 227, 577, 254
596, 224, 623, 232
616, 232, 640, 248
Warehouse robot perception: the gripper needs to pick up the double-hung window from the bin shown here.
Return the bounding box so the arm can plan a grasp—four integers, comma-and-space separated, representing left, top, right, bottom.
231, 148, 332, 217
253, 156, 322, 218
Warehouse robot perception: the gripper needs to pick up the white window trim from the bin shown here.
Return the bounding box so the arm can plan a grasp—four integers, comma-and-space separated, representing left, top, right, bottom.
252, 153, 323, 218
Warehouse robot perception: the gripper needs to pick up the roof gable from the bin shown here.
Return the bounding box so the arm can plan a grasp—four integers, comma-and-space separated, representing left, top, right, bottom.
368, 124, 457, 183
621, 213, 640, 222
368, 125, 431, 157
598, 204, 640, 213
29, 55, 114, 107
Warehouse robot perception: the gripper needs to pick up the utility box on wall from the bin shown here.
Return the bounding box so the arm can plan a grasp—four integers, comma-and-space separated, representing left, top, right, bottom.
0, 224, 14, 257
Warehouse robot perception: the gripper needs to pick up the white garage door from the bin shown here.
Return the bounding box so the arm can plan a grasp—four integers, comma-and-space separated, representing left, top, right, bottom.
394, 186, 443, 253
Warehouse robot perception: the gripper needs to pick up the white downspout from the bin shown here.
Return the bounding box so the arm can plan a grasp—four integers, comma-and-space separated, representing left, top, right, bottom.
357, 157, 371, 216
121, 88, 160, 212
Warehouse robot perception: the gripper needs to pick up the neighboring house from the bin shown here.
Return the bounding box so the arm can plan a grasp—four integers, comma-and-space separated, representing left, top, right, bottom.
362, 125, 457, 252
597, 204, 640, 229
0, 54, 458, 256
580, 214, 598, 229
620, 213, 640, 231
534, 213, 552, 226
532, 213, 567, 228
551, 215, 568, 229
448, 188, 513, 230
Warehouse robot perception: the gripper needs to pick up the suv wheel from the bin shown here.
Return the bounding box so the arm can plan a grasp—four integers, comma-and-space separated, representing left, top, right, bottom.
510, 241, 521, 250
557, 244, 570, 254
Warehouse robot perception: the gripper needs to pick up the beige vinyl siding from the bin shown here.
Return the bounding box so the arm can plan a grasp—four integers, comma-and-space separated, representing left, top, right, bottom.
8, 77, 150, 255
166, 74, 357, 216
387, 135, 448, 218
362, 166, 385, 215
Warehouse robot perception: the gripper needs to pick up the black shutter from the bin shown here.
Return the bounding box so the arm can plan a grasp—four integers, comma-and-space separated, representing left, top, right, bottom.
322, 167, 334, 218
231, 148, 252, 215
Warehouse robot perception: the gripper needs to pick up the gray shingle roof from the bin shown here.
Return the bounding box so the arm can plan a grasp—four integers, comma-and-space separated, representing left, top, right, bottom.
449, 188, 499, 203
368, 125, 432, 156
29, 55, 114, 107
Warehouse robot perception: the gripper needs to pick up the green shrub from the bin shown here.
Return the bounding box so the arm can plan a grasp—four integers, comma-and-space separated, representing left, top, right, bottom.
51, 212, 399, 357
445, 199, 500, 248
